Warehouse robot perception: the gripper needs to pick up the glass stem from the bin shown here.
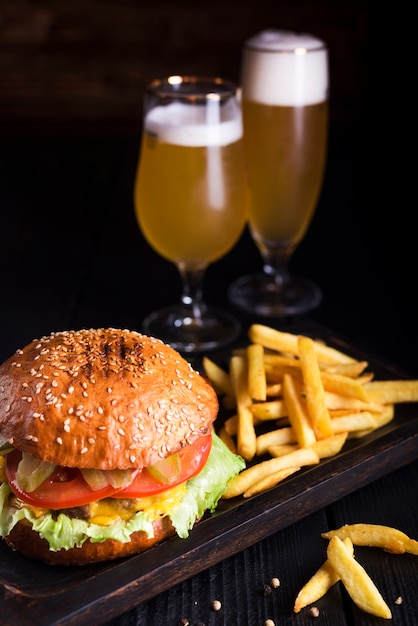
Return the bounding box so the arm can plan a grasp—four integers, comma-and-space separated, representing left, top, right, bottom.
177, 263, 207, 325
261, 245, 294, 292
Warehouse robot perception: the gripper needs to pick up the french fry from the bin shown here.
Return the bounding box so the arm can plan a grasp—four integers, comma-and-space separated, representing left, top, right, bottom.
282, 373, 316, 447
310, 432, 348, 458
267, 443, 298, 457
250, 399, 287, 421
355, 372, 374, 385
298, 335, 333, 439
223, 414, 238, 436
322, 361, 369, 378
230, 355, 256, 461
324, 391, 384, 413
320, 371, 369, 402
243, 466, 300, 497
327, 536, 392, 619
202, 356, 234, 397
331, 411, 377, 434
264, 363, 303, 383
256, 426, 296, 456
249, 324, 355, 364
263, 353, 301, 368
266, 382, 282, 397
293, 537, 354, 613
365, 380, 418, 404
349, 405, 395, 438
222, 447, 319, 499
247, 343, 267, 401
322, 523, 418, 555
218, 426, 237, 454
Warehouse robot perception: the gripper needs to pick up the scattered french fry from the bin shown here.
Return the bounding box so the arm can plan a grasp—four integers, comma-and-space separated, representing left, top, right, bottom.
322, 523, 418, 555
327, 536, 392, 619
294, 537, 354, 613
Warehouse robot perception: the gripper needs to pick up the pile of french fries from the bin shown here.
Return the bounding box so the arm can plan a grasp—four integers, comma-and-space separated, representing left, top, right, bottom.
295, 523, 418, 618
203, 324, 418, 499
204, 325, 418, 620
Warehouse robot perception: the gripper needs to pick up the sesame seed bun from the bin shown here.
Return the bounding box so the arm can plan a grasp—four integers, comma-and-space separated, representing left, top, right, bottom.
0, 328, 218, 470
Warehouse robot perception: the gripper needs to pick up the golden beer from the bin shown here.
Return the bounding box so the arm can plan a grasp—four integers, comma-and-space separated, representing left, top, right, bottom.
243, 98, 328, 247
134, 104, 248, 266
228, 30, 329, 317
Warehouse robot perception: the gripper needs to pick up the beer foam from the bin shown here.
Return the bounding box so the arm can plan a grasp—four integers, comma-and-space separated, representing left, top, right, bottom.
242, 29, 328, 106
145, 102, 243, 146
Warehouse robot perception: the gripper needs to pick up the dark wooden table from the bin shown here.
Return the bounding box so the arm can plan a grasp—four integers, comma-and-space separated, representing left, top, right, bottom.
0, 116, 417, 625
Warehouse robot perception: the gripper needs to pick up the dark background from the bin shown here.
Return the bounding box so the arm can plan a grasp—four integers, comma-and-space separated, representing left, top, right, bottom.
0, 0, 414, 374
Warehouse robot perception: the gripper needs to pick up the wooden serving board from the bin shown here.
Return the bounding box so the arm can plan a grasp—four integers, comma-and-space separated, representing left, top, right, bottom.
0, 326, 417, 626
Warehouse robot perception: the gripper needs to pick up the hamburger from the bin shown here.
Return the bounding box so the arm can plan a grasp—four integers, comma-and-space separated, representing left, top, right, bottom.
0, 328, 244, 565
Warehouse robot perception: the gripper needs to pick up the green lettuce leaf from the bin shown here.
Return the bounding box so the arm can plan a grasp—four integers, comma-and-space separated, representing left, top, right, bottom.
0, 432, 244, 552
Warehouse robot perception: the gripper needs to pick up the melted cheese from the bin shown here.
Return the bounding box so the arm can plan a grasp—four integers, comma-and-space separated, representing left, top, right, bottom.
88, 482, 187, 526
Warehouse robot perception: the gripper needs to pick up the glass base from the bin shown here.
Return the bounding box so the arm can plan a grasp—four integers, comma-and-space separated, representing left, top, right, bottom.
228, 272, 322, 318
141, 305, 241, 354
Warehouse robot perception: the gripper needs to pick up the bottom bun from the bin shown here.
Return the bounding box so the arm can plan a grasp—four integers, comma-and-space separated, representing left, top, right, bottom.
4, 517, 176, 566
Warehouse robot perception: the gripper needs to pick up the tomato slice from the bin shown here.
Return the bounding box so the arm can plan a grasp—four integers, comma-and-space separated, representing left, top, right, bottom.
5, 434, 212, 508
5, 449, 133, 509
113, 433, 212, 498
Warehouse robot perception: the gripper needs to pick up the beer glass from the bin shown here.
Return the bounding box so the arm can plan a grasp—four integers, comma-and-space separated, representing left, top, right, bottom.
134, 76, 248, 353
228, 30, 329, 317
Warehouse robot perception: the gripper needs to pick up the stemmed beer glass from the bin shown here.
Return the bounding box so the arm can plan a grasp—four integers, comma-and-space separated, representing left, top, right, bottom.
134, 76, 248, 353
228, 30, 329, 317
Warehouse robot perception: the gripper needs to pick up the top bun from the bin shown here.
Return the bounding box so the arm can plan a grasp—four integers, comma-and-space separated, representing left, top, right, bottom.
0, 329, 218, 470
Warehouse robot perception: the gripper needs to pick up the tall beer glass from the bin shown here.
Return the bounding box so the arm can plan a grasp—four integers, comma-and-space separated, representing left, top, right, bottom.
134, 76, 248, 353
229, 30, 329, 317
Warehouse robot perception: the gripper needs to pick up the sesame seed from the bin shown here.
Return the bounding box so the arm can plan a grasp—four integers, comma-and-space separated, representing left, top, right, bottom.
80, 447, 88, 454
56, 437, 63, 445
